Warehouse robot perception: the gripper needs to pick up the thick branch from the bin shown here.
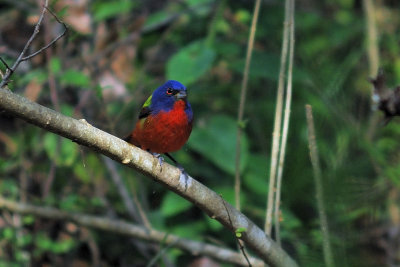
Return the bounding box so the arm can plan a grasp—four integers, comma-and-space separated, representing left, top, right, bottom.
0, 87, 298, 267
0, 196, 263, 266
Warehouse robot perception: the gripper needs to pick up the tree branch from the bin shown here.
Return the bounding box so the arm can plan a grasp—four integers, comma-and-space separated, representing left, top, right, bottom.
0, 196, 262, 267
0, 87, 298, 267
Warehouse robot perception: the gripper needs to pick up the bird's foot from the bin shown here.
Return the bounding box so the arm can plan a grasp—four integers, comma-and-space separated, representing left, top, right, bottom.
151, 153, 164, 171
178, 166, 192, 191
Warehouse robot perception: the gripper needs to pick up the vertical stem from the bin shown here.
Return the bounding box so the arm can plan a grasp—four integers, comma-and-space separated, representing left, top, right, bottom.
363, 0, 379, 77
264, 0, 291, 235
205, 0, 225, 48
235, 0, 262, 210
305, 105, 335, 267
274, 0, 295, 245
364, 0, 380, 141
43, 0, 60, 198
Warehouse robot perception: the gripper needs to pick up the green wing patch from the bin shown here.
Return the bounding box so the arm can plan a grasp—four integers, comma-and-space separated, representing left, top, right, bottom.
138, 95, 152, 119
143, 94, 152, 108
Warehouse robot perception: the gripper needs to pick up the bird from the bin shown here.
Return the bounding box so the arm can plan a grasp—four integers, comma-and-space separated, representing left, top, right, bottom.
124, 80, 193, 186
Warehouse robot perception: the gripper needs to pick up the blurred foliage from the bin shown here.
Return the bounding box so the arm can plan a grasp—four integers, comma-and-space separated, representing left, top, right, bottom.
1, 0, 400, 266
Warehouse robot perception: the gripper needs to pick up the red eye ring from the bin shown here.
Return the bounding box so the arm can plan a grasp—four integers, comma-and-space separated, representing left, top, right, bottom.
166, 88, 173, 95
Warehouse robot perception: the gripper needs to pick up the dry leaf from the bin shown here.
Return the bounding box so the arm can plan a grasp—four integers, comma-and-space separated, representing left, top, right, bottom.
188, 257, 220, 267
111, 45, 136, 83
56, 0, 92, 34
24, 78, 42, 101
0, 131, 17, 154
99, 71, 127, 101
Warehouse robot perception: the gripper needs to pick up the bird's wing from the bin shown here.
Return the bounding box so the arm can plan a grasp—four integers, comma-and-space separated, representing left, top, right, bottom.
123, 94, 153, 142
138, 106, 151, 119
138, 94, 153, 119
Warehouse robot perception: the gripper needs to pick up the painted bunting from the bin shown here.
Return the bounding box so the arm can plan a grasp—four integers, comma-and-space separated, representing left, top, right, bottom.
124, 80, 193, 182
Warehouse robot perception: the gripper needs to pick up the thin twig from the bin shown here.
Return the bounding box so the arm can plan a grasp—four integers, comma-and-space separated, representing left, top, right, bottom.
265, 0, 291, 235
44, 5, 63, 112
42, 158, 57, 198
146, 233, 178, 267
102, 156, 147, 225
0, 0, 67, 88
274, 0, 295, 246
235, 0, 262, 211
102, 156, 155, 259
0, 57, 11, 72
0, 0, 49, 87
220, 195, 252, 267
131, 184, 152, 230
79, 227, 101, 266
0, 196, 264, 267
305, 105, 334, 267
21, 7, 68, 61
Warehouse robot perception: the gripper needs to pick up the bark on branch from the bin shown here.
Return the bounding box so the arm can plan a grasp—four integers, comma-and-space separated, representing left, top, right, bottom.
0, 87, 298, 267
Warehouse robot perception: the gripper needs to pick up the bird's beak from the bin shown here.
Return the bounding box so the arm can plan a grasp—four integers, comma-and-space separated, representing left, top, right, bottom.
175, 91, 187, 100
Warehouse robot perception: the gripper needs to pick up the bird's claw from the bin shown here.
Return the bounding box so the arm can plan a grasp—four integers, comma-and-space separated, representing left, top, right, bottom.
151, 153, 164, 171
178, 167, 191, 191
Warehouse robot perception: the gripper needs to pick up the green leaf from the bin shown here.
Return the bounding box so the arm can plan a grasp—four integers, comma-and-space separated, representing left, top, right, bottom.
185, 0, 214, 7
204, 214, 223, 231
60, 195, 80, 211
0, 179, 19, 198
44, 133, 78, 166
215, 186, 237, 204
2, 227, 14, 240
144, 10, 172, 31
73, 161, 90, 183
44, 133, 57, 159
16, 233, 32, 247
235, 227, 247, 238
49, 57, 61, 74
35, 234, 52, 251
184, 0, 214, 16
243, 154, 269, 196
52, 239, 75, 254
187, 115, 249, 175
60, 69, 90, 87
34, 233, 74, 254
59, 138, 78, 166
170, 221, 206, 240
93, 1, 137, 22
20, 69, 48, 84
232, 51, 280, 81
235, 9, 251, 24
166, 40, 216, 86
60, 104, 74, 117
161, 192, 192, 217
147, 210, 166, 230
22, 215, 35, 225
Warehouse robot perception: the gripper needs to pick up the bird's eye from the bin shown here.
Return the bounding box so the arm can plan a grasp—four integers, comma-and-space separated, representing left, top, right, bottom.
166, 88, 173, 95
